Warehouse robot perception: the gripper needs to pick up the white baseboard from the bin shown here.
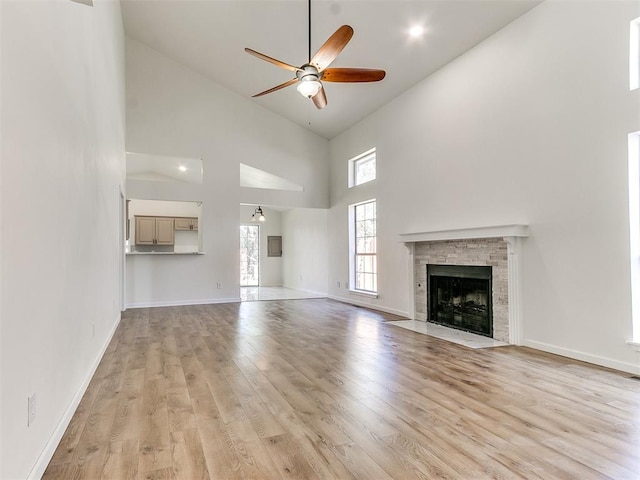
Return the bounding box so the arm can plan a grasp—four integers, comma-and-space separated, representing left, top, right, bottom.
328, 294, 408, 318
289, 287, 327, 297
126, 297, 241, 309
281, 284, 328, 297
28, 312, 122, 480
524, 339, 640, 375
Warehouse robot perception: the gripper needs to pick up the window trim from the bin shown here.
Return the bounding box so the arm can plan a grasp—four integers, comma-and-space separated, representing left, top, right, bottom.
631, 17, 640, 90
629, 131, 640, 343
348, 147, 376, 188
349, 199, 377, 295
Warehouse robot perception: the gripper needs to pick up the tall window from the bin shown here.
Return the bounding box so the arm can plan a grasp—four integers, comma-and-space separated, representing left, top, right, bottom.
240, 225, 260, 286
352, 200, 377, 293
629, 132, 640, 343
631, 17, 640, 90
629, 18, 640, 344
348, 148, 376, 187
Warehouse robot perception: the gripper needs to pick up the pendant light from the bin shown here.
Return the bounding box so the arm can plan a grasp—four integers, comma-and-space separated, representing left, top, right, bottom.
251, 206, 266, 222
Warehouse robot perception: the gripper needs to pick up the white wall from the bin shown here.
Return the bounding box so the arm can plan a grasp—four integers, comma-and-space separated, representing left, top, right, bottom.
282, 208, 329, 295
240, 205, 283, 287
125, 37, 329, 307
329, 0, 640, 373
0, 1, 126, 478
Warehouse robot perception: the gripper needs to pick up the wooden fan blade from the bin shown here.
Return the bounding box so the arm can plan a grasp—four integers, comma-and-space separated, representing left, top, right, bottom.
312, 85, 327, 109
310, 25, 353, 71
252, 78, 298, 97
322, 68, 386, 83
245, 48, 301, 73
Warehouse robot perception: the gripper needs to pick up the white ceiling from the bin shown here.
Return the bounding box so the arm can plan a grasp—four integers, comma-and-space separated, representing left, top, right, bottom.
126, 152, 203, 184
121, 0, 542, 139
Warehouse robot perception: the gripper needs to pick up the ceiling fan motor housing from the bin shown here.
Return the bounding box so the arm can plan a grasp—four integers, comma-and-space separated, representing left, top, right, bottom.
296, 64, 320, 82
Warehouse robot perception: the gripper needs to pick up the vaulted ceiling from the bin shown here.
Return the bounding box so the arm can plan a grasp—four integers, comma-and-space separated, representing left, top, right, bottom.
121, 0, 542, 139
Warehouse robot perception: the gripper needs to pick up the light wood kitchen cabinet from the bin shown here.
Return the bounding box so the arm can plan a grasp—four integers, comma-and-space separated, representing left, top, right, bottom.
174, 217, 198, 231
135, 216, 175, 245
155, 218, 175, 244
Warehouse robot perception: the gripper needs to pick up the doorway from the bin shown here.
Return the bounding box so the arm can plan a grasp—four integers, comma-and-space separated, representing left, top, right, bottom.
240, 224, 260, 286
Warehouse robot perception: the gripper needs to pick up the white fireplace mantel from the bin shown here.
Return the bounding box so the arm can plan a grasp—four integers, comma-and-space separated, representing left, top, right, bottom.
399, 224, 529, 346
398, 224, 529, 244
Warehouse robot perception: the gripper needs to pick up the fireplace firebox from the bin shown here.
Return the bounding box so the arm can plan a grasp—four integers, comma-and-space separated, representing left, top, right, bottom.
427, 264, 492, 337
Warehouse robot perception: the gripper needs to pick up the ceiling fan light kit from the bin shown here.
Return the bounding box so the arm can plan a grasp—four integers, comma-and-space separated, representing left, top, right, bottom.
245, 0, 385, 109
297, 76, 322, 98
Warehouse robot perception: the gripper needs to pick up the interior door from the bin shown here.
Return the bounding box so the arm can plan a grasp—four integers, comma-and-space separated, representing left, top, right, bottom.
240, 225, 260, 286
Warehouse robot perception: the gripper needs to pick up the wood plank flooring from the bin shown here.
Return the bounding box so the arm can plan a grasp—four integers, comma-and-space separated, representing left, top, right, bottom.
43, 299, 640, 479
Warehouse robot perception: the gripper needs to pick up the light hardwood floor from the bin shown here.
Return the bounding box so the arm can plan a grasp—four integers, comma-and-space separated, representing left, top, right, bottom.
44, 299, 640, 479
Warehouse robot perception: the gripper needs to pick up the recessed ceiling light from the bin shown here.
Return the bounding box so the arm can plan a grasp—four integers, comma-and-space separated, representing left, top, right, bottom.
408, 25, 425, 39
178, 165, 187, 172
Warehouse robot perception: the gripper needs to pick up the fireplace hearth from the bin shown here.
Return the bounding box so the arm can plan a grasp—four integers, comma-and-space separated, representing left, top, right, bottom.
427, 264, 492, 337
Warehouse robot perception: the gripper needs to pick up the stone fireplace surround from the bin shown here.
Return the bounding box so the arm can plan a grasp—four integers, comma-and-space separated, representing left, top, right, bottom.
399, 225, 529, 345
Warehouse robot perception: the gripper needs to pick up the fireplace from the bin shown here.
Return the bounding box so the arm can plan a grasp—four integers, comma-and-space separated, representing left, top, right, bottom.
400, 225, 529, 344
427, 264, 493, 337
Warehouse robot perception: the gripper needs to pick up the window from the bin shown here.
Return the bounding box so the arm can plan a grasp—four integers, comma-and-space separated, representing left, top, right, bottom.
348, 148, 376, 187
628, 23, 640, 345
629, 132, 640, 343
631, 17, 640, 90
240, 225, 260, 286
351, 199, 377, 293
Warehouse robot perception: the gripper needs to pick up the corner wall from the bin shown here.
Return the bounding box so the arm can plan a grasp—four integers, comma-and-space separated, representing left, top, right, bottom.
282, 208, 329, 295
0, 1, 126, 477
328, 0, 640, 373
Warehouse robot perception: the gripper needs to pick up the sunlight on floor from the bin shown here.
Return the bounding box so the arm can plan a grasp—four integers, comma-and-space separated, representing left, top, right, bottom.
240, 286, 326, 302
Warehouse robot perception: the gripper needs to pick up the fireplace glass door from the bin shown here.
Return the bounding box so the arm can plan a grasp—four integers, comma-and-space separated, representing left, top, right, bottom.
427, 265, 492, 337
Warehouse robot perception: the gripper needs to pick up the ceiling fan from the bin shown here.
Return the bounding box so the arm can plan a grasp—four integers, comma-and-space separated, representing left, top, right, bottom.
244, 0, 386, 109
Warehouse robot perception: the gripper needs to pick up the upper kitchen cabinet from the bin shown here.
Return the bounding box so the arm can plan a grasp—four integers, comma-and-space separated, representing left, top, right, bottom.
135, 216, 175, 245
174, 217, 198, 231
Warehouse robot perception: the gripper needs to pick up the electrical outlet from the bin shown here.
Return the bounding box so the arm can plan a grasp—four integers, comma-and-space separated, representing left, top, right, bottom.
217, 282, 222, 289
28, 393, 36, 426
345, 281, 349, 289
337, 281, 341, 288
